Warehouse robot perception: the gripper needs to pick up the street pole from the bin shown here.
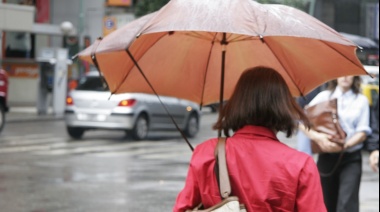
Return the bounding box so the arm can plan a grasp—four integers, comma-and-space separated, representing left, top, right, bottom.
309, 0, 316, 16
79, 0, 84, 42
78, 0, 85, 78
0, 31, 3, 63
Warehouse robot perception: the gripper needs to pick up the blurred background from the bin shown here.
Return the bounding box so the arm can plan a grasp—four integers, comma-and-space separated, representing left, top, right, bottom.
0, 1, 378, 211
0, 0, 378, 108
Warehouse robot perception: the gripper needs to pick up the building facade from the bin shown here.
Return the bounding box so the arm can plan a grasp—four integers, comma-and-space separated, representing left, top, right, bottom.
314, 0, 378, 41
0, 0, 378, 106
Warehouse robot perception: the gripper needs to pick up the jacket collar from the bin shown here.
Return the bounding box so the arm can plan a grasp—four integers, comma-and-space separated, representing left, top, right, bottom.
333, 87, 354, 98
233, 125, 277, 140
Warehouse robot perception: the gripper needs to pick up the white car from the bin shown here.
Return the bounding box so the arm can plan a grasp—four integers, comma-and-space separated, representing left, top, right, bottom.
65, 71, 201, 140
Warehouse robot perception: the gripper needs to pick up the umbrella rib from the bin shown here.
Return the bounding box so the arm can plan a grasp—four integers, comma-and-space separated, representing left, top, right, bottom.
124, 48, 195, 152
263, 38, 304, 97
112, 32, 196, 151
186, 32, 256, 43
200, 33, 218, 108
185, 32, 219, 42
229, 35, 250, 43
230, 36, 260, 43
90, 37, 110, 92
113, 32, 169, 95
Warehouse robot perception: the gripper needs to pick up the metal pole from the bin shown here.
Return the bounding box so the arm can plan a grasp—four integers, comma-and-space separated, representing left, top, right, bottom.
79, 0, 84, 37
77, 0, 85, 78
218, 33, 227, 138
309, 0, 316, 16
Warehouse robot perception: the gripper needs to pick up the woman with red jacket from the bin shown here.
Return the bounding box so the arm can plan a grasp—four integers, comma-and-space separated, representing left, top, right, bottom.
173, 66, 326, 212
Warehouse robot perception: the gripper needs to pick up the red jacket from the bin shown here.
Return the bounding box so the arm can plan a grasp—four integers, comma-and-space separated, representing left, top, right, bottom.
173, 125, 326, 212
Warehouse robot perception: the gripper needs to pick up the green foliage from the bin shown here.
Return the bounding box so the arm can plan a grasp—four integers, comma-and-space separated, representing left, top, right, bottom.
134, 0, 310, 17
256, 0, 310, 12
134, 0, 170, 17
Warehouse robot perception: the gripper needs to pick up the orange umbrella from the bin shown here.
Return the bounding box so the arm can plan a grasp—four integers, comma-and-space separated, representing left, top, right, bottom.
78, 0, 367, 108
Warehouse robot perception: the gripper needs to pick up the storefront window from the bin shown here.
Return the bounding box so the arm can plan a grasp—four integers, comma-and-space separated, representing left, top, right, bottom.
4, 32, 34, 59
2, 0, 50, 59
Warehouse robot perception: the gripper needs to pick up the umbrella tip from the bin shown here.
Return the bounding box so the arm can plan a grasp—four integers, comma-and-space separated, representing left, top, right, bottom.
259, 34, 264, 43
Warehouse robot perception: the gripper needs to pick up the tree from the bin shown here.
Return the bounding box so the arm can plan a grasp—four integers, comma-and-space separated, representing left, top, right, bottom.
134, 0, 310, 18
134, 0, 170, 17
256, 0, 310, 12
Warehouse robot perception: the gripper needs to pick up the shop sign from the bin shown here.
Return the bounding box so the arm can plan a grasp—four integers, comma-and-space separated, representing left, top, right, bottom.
107, 0, 131, 6
3, 63, 39, 78
103, 16, 117, 37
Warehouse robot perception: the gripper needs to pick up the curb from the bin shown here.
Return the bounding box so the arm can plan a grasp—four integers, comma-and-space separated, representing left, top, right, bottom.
6, 116, 63, 123
5, 106, 64, 123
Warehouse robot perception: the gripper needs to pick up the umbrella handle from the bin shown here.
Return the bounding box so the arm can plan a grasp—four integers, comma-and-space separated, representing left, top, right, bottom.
218, 33, 227, 138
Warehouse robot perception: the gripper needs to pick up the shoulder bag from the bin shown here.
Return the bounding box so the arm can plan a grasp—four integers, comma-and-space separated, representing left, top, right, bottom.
305, 98, 346, 153
186, 137, 246, 212
305, 98, 347, 177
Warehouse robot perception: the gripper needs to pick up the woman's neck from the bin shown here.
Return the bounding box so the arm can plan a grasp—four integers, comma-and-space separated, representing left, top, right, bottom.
338, 86, 350, 93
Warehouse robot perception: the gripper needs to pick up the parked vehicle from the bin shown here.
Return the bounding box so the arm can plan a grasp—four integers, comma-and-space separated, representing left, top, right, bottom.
64, 71, 201, 140
0, 69, 9, 134
361, 65, 379, 107
204, 101, 226, 113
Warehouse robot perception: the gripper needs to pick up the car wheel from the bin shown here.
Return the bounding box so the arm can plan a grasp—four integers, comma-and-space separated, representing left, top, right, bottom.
129, 114, 149, 140
0, 104, 5, 134
184, 113, 199, 138
67, 127, 85, 139
209, 104, 218, 113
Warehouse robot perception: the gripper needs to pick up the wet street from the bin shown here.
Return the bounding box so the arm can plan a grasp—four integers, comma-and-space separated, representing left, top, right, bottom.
0, 112, 378, 212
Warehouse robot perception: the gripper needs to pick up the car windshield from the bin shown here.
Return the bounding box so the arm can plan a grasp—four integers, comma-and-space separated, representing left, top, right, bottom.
76, 76, 109, 91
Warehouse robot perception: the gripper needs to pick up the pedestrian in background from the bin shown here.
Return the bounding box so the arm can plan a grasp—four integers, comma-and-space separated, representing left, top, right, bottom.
299, 76, 371, 212
368, 98, 379, 172
296, 85, 325, 155
173, 66, 326, 212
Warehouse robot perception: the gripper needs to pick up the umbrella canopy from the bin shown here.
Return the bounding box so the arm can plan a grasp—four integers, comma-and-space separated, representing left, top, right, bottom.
79, 12, 156, 61
78, 0, 367, 106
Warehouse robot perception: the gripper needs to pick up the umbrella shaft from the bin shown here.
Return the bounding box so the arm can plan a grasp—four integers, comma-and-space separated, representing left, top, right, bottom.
218, 33, 227, 138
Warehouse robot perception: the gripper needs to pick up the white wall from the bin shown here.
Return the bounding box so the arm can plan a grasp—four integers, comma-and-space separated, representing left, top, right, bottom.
4, 0, 106, 107
8, 77, 38, 106
0, 3, 35, 32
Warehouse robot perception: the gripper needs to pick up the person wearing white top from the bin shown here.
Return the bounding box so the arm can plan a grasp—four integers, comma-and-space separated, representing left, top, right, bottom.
299, 76, 372, 212
368, 98, 379, 172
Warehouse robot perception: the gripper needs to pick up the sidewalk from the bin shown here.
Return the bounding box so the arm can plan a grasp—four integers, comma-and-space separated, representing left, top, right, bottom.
5, 106, 62, 123
4, 106, 380, 211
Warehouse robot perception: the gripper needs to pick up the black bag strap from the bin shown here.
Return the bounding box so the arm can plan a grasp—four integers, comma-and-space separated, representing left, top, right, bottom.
319, 152, 344, 177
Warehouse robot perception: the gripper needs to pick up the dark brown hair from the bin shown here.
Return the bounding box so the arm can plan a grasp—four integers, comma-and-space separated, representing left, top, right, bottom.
326, 76, 362, 94
213, 66, 310, 137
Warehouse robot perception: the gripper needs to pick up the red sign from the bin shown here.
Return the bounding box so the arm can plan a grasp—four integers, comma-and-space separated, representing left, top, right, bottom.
3, 63, 39, 78
36, 0, 50, 23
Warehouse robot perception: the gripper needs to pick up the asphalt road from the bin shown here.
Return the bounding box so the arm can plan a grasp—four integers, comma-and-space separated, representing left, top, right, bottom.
0, 111, 378, 212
